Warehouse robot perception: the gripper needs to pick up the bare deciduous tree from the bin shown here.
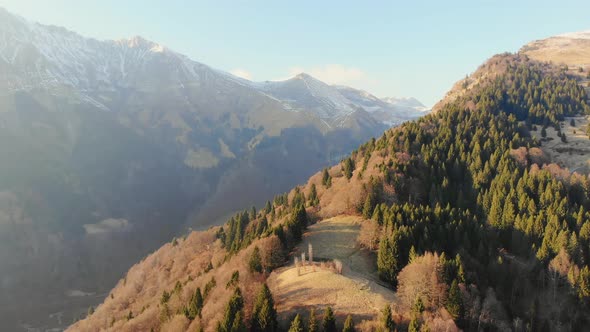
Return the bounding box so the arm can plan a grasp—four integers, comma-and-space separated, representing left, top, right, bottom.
549, 248, 573, 300
358, 220, 380, 250
397, 252, 447, 311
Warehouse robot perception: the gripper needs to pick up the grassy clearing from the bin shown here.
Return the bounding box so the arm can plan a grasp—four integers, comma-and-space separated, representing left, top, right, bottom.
537, 116, 590, 173
267, 215, 395, 330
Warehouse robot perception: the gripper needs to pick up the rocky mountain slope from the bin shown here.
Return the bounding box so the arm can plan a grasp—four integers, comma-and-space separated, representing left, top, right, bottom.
0, 7, 428, 331
73, 45, 590, 331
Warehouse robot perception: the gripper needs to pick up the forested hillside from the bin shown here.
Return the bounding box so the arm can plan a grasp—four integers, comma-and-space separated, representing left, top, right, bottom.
72, 53, 590, 331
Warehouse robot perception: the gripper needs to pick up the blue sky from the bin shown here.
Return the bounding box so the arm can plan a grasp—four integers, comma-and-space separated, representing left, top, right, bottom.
1, 0, 589, 106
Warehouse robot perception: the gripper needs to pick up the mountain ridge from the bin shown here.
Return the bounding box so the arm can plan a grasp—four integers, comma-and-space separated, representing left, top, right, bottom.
0, 7, 426, 128
71, 50, 590, 331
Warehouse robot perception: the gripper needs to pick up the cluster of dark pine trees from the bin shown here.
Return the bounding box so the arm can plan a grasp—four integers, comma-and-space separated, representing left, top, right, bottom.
287, 307, 359, 332
216, 283, 278, 332
218, 185, 310, 256
360, 55, 590, 329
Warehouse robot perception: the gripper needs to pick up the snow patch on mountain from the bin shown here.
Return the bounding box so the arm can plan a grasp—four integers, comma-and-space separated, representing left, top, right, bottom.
0, 7, 428, 129
557, 30, 590, 40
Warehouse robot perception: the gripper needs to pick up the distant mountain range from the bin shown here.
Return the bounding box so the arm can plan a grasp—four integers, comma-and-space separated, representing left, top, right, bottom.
0, 7, 427, 331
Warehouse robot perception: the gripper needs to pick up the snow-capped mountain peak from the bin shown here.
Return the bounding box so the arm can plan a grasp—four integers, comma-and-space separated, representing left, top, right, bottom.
0, 7, 428, 129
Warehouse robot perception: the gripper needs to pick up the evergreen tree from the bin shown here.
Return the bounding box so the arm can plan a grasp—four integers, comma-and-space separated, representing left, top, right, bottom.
251, 284, 278, 332
323, 306, 337, 332
455, 254, 465, 283
412, 297, 424, 315
408, 316, 420, 332
446, 280, 463, 323
226, 271, 240, 289
408, 245, 417, 263
342, 158, 355, 180
381, 305, 395, 332
377, 234, 400, 287
160, 290, 170, 304
322, 168, 332, 188
185, 287, 204, 320
287, 204, 308, 241
250, 206, 257, 220
579, 266, 590, 299
288, 314, 303, 332
217, 288, 245, 332
362, 193, 376, 219
308, 184, 319, 206
309, 308, 318, 332
342, 315, 355, 332
249, 246, 263, 273
488, 194, 503, 227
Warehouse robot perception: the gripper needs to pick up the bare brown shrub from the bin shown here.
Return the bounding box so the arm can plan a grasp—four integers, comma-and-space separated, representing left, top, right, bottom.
510, 147, 528, 166
528, 147, 549, 165
358, 220, 380, 250
396, 252, 447, 311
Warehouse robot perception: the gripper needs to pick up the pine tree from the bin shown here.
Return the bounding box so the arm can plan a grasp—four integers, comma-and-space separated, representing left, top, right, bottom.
579, 266, 590, 299
455, 255, 466, 283
251, 284, 278, 332
342, 315, 355, 332
381, 305, 395, 332
408, 245, 417, 263
323, 306, 337, 332
342, 158, 355, 180
288, 204, 308, 241
288, 314, 303, 332
322, 168, 332, 188
264, 201, 272, 214
446, 279, 464, 323
249, 246, 263, 273
408, 316, 420, 332
218, 288, 245, 332
488, 194, 503, 227
230, 311, 246, 332
412, 296, 424, 315
377, 234, 400, 287
226, 270, 240, 289
309, 308, 318, 332
185, 287, 204, 320
308, 184, 319, 206
362, 193, 376, 219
